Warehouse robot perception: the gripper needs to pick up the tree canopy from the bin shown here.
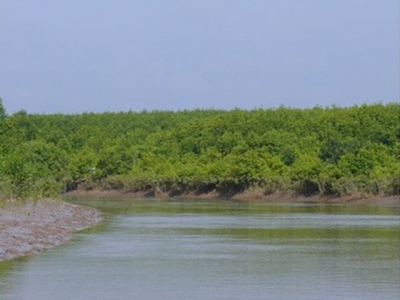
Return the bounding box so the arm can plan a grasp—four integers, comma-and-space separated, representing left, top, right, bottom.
1, 102, 399, 199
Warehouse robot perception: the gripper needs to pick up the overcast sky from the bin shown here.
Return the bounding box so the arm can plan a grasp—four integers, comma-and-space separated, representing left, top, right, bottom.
0, 0, 398, 114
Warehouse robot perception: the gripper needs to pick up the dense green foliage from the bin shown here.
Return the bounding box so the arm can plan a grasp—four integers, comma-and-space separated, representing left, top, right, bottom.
1, 98, 399, 199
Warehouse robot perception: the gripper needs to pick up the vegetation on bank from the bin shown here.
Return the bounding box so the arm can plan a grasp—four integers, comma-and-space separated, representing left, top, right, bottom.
0, 99, 399, 200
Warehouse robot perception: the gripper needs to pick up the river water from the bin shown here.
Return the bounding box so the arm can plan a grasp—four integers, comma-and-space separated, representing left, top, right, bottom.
1, 198, 399, 300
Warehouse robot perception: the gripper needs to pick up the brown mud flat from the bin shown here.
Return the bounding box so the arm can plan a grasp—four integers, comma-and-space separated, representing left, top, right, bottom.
0, 199, 102, 262
66, 189, 400, 207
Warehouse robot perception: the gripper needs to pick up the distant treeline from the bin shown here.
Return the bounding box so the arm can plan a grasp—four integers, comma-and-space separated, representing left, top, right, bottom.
0, 99, 399, 199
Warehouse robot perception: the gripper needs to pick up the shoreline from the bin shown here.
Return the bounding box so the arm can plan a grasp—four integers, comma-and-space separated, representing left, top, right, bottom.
65, 189, 400, 207
0, 199, 102, 262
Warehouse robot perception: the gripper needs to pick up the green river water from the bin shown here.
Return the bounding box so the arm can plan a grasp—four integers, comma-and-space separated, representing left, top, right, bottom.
1, 198, 399, 300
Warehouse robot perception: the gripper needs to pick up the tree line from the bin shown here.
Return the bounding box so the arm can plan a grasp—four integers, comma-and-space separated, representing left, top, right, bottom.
0, 99, 399, 200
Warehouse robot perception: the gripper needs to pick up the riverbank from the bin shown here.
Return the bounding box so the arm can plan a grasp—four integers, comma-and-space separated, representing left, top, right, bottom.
0, 199, 102, 262
66, 189, 400, 207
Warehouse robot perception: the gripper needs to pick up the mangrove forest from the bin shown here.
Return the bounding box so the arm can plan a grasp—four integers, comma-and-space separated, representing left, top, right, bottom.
0, 99, 399, 200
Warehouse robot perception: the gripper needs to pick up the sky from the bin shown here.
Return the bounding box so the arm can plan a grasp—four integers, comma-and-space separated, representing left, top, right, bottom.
0, 0, 398, 114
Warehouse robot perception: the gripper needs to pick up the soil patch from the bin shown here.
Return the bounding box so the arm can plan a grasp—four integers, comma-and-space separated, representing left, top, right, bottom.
0, 199, 102, 262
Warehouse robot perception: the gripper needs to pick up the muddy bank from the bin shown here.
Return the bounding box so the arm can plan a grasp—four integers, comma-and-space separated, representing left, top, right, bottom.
66, 189, 400, 207
0, 199, 102, 262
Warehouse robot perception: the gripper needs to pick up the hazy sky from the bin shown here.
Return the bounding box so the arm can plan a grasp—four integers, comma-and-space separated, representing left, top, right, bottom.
0, 0, 398, 114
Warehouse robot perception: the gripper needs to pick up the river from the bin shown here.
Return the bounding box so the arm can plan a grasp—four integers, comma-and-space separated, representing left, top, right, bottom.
1, 198, 399, 300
